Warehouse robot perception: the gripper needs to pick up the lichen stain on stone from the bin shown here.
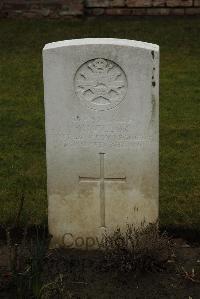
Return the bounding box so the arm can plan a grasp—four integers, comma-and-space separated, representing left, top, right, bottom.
151, 50, 154, 60
150, 94, 156, 125
140, 174, 155, 200
78, 184, 96, 199
109, 181, 128, 193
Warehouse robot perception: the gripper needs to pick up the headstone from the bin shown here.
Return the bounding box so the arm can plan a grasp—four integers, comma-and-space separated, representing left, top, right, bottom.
43, 38, 159, 249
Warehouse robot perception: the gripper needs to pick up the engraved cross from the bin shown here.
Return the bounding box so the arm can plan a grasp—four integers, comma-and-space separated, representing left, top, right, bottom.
79, 153, 126, 227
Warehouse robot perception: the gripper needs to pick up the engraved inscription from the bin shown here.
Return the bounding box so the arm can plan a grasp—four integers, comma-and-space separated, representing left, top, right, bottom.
74, 58, 127, 111
48, 121, 155, 148
79, 153, 126, 227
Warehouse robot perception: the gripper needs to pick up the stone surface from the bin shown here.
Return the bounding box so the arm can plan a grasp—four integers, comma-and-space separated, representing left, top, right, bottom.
147, 7, 170, 14
86, 0, 125, 7
86, 8, 105, 15
170, 8, 185, 14
194, 0, 200, 7
126, 0, 152, 7
1, 0, 200, 17
131, 8, 147, 15
85, 0, 110, 7
105, 8, 132, 15
152, 0, 166, 7
43, 38, 159, 249
185, 7, 200, 13
166, 0, 192, 7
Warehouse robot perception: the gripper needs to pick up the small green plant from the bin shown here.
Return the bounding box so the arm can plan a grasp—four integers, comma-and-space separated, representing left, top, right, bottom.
39, 274, 64, 299
12, 227, 48, 299
103, 222, 173, 272
39, 273, 73, 299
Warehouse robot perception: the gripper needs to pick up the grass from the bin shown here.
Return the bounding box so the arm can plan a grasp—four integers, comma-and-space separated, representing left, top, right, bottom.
0, 16, 200, 230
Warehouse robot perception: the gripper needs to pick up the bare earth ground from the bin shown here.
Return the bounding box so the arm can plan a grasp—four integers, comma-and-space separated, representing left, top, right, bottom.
0, 238, 200, 299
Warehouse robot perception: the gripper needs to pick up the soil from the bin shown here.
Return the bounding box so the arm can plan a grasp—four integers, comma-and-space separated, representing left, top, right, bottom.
0, 238, 200, 299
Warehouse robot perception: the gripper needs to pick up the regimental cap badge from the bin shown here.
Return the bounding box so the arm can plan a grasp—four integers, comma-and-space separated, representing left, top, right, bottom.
74, 58, 127, 111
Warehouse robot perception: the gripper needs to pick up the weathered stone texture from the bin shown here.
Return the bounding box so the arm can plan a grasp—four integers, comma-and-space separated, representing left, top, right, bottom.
126, 0, 152, 7
185, 7, 200, 14
1, 0, 200, 18
105, 8, 132, 15
43, 38, 159, 249
170, 8, 185, 14
86, 0, 125, 7
131, 8, 147, 15
152, 0, 166, 7
1, 0, 84, 17
166, 0, 192, 7
85, 0, 110, 7
194, 0, 200, 6
146, 7, 170, 14
86, 8, 105, 15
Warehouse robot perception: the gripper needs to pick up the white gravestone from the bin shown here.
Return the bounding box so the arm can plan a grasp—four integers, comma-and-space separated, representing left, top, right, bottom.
43, 38, 159, 249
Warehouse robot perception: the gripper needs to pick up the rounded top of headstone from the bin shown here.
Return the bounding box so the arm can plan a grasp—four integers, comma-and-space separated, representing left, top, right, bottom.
43, 38, 159, 52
